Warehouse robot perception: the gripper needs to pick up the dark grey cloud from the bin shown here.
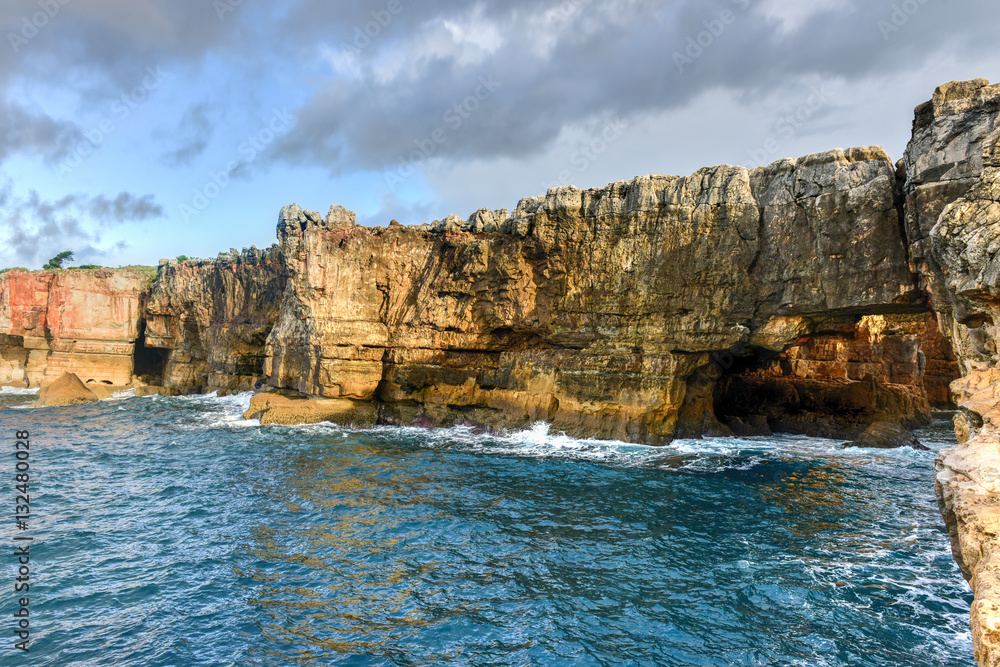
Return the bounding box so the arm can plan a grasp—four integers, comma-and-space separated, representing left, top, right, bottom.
0, 0, 242, 167
1, 0, 994, 176
1, 186, 164, 266
0, 0, 245, 89
0, 95, 81, 164
86, 192, 164, 225
267, 0, 997, 173
161, 103, 212, 167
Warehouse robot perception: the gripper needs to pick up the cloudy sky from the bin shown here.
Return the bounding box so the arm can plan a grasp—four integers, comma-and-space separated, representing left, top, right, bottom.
0, 0, 996, 268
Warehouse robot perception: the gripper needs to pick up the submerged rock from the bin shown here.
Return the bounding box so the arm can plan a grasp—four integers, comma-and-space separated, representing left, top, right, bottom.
847, 421, 928, 451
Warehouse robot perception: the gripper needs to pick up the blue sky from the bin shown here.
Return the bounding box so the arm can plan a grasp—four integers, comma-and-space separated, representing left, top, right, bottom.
1, 0, 998, 268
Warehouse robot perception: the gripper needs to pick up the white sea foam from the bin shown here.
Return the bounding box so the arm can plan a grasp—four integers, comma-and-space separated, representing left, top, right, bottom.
0, 386, 39, 395
267, 416, 947, 470
174, 391, 258, 430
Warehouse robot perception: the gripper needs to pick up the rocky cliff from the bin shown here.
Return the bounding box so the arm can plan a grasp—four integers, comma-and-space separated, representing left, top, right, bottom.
143, 247, 286, 394
249, 147, 931, 443
0, 268, 151, 387
910, 79, 1000, 666
0, 148, 949, 445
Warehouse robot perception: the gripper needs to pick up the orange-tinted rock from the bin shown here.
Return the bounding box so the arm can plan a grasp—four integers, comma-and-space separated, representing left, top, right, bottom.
85, 382, 113, 400
252, 147, 923, 442
33, 372, 98, 407
243, 392, 377, 427
134, 386, 181, 397
143, 250, 285, 395
0, 269, 150, 387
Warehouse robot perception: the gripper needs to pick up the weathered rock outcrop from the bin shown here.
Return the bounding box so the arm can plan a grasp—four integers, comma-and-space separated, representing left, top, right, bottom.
4, 76, 998, 661
714, 312, 957, 440
252, 147, 928, 437
914, 79, 1000, 667
143, 248, 286, 394
851, 420, 928, 451
0, 269, 151, 387
244, 391, 377, 427
33, 372, 99, 407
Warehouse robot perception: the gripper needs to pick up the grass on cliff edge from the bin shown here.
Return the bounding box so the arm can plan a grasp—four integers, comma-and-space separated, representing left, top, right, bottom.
0, 265, 159, 282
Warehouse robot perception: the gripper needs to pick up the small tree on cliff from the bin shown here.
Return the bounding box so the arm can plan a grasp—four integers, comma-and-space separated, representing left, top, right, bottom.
43, 251, 74, 270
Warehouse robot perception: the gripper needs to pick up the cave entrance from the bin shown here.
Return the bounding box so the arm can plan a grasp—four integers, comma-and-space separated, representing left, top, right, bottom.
707, 314, 960, 440
133, 320, 169, 382
672, 346, 786, 439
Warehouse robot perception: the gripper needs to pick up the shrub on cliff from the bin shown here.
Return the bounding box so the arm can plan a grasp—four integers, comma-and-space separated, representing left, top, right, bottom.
43, 250, 74, 270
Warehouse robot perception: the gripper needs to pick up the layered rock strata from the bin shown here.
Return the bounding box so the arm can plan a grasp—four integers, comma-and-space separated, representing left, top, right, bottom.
250, 147, 928, 442
915, 79, 1000, 667
715, 312, 957, 440
2, 77, 997, 662
0, 268, 150, 387
143, 247, 286, 394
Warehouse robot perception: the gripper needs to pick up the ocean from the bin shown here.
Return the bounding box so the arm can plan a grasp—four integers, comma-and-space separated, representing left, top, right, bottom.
0, 388, 973, 666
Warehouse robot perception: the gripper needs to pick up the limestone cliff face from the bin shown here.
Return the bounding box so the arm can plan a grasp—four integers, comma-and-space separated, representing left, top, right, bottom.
0, 269, 149, 387
911, 79, 1000, 667
144, 247, 286, 394
257, 147, 925, 442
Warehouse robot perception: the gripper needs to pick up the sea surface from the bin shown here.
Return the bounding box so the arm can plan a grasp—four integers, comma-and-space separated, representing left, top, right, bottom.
0, 388, 974, 666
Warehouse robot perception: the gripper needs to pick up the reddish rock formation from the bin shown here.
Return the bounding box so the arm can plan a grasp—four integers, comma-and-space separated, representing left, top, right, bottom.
0, 268, 151, 387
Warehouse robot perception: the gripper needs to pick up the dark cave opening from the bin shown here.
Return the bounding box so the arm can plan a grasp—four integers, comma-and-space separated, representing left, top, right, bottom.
133, 320, 169, 381
706, 314, 960, 440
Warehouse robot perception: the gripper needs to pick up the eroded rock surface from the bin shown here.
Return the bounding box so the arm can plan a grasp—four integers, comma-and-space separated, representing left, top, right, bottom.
252, 148, 926, 440
34, 372, 99, 407
143, 249, 286, 394
1, 76, 996, 662
908, 79, 1000, 667
0, 269, 150, 387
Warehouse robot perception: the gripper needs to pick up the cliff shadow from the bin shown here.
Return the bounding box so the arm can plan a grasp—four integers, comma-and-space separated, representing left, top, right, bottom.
133, 319, 169, 383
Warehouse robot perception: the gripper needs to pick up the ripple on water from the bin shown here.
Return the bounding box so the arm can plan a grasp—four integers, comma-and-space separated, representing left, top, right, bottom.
0, 393, 974, 666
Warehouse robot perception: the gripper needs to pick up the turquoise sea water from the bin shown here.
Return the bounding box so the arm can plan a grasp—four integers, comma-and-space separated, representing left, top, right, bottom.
0, 389, 974, 666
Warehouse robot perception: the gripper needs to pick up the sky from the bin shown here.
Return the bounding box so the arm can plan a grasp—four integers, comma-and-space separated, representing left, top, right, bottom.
0, 0, 997, 269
